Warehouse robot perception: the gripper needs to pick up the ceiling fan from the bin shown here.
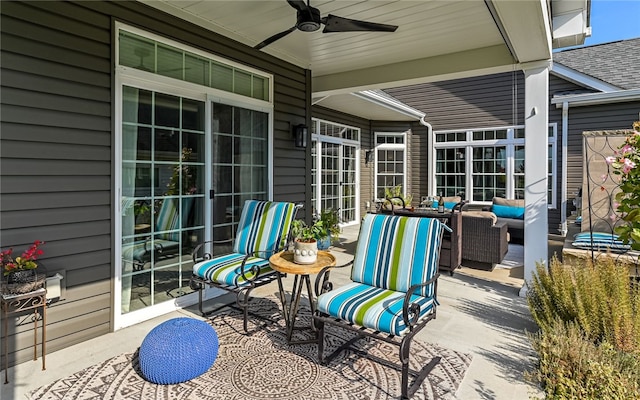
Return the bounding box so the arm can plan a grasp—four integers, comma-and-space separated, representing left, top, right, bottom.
255, 0, 398, 50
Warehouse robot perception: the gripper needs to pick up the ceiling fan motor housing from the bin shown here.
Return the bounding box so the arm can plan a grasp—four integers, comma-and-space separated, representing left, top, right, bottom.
296, 7, 321, 32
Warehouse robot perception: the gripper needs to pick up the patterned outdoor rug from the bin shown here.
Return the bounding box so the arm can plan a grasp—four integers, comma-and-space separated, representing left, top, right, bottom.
29, 296, 471, 400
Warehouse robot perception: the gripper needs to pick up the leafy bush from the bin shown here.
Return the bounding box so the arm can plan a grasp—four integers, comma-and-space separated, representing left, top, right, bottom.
526, 257, 640, 398
528, 320, 640, 399
607, 121, 640, 250
384, 185, 413, 207
528, 257, 640, 352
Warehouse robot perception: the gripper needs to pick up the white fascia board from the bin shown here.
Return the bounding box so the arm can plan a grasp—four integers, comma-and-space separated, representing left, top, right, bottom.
551, 4, 591, 49
488, 0, 552, 63
352, 90, 425, 120
551, 63, 621, 92
551, 88, 640, 107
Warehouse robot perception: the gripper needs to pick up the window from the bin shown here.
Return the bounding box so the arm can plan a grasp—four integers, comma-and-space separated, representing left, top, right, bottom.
435, 147, 466, 197
434, 125, 557, 206
119, 30, 270, 101
121, 87, 206, 314
211, 102, 269, 248
375, 132, 407, 199
116, 24, 273, 324
311, 119, 360, 225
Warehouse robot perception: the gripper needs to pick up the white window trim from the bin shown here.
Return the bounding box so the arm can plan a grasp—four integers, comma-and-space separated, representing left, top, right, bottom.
114, 23, 274, 330
116, 23, 273, 105
432, 125, 557, 208
310, 118, 361, 226
374, 131, 408, 201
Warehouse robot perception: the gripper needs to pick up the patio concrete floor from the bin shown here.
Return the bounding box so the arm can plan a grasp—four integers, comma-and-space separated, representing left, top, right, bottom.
5, 224, 545, 400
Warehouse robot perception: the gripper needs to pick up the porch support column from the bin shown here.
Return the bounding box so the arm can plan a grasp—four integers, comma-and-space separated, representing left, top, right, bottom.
521, 62, 550, 297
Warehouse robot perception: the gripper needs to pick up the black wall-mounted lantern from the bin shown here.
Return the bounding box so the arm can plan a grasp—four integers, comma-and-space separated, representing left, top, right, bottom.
293, 124, 308, 148
365, 150, 374, 164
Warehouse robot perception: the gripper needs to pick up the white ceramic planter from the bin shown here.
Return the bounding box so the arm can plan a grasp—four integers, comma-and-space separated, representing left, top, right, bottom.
293, 239, 318, 264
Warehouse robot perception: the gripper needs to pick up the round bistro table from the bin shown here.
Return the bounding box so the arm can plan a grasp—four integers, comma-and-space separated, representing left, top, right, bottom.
269, 250, 336, 345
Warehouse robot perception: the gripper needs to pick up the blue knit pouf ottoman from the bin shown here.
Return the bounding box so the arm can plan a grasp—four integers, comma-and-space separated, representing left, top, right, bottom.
139, 317, 219, 384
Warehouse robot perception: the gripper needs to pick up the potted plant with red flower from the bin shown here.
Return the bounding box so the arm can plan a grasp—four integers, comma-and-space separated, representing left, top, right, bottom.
1, 241, 45, 292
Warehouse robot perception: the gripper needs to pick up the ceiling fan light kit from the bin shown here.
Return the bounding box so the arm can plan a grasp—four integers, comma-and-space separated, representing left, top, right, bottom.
255, 0, 398, 50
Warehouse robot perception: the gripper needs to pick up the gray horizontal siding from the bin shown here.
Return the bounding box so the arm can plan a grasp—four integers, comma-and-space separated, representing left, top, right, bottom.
1, 0, 113, 369
385, 72, 525, 130
1, 0, 309, 368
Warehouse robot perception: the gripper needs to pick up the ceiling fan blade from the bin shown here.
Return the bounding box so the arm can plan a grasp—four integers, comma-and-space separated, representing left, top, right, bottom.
255, 26, 297, 50
322, 14, 398, 33
287, 0, 308, 12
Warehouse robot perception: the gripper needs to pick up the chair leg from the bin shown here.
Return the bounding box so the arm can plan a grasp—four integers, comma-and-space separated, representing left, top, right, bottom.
316, 317, 325, 364
236, 286, 253, 333
400, 335, 411, 399
189, 276, 206, 317
399, 330, 440, 399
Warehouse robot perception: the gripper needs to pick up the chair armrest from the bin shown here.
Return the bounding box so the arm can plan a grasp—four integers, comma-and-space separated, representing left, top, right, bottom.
402, 273, 440, 328
314, 259, 354, 297
453, 200, 468, 212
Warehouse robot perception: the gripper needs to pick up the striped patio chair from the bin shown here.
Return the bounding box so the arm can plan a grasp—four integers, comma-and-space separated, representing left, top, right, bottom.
313, 213, 448, 399
123, 198, 193, 271
190, 200, 301, 332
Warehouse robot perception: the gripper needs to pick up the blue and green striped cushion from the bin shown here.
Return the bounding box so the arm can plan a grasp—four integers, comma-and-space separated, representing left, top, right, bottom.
316, 282, 435, 336
192, 253, 272, 286
123, 239, 180, 264
155, 198, 194, 242
192, 200, 296, 287
572, 232, 631, 253
233, 200, 297, 258
351, 214, 443, 297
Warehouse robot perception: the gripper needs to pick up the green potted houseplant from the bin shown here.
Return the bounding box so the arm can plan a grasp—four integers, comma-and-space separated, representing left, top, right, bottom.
290, 219, 322, 264
316, 208, 341, 250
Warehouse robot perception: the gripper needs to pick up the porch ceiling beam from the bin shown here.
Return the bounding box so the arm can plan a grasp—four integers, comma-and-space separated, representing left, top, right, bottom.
485, 0, 552, 63
312, 45, 515, 97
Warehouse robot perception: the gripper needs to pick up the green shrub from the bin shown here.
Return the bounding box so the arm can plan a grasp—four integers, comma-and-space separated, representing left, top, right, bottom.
526, 256, 640, 398
527, 256, 640, 353
528, 319, 640, 399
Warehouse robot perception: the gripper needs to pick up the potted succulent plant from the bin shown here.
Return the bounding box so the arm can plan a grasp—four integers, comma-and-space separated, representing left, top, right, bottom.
290, 219, 322, 264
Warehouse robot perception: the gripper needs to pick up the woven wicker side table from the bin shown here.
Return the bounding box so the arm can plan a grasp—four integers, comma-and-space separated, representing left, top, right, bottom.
1, 288, 47, 384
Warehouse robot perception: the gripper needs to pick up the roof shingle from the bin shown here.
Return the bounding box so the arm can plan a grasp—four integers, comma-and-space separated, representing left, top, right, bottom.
553, 37, 640, 90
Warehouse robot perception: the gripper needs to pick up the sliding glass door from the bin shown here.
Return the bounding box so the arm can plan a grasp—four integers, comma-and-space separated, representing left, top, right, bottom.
121, 87, 205, 313
210, 102, 269, 256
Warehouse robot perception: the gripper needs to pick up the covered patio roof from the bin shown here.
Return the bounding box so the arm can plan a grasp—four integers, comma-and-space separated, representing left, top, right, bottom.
142, 0, 591, 292
143, 0, 590, 119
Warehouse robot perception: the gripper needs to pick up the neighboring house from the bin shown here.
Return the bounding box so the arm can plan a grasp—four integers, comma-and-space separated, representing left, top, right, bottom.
310, 38, 640, 236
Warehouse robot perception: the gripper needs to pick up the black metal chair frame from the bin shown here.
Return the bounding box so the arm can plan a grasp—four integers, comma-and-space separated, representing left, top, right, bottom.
189, 203, 302, 332
312, 221, 446, 399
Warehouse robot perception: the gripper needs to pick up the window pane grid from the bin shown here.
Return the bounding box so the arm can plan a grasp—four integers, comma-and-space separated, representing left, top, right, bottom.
435, 147, 466, 198
120, 30, 270, 102
121, 86, 205, 313
376, 134, 405, 199
434, 125, 555, 205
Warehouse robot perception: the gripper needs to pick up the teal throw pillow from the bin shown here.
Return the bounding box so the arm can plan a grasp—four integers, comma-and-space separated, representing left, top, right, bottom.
432, 201, 458, 210
492, 204, 525, 219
